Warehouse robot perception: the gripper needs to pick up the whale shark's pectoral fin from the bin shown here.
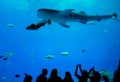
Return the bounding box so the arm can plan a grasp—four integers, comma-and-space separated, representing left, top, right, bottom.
58, 22, 70, 28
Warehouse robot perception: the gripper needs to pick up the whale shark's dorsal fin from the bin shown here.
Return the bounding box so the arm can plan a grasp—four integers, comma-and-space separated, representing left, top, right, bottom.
79, 11, 86, 16
61, 9, 74, 14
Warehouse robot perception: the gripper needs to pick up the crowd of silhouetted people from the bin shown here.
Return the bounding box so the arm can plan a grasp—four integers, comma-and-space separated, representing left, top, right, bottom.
23, 60, 120, 82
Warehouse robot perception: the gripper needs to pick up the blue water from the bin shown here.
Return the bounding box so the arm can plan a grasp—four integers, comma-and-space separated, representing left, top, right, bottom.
0, 0, 120, 82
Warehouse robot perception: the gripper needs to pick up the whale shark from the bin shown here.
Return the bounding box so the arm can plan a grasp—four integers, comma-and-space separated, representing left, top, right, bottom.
37, 8, 118, 27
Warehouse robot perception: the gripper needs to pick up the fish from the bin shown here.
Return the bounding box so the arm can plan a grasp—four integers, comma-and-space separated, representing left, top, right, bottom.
45, 55, 54, 59
60, 52, 69, 56
7, 24, 15, 27
26, 20, 51, 30
3, 58, 8, 61
1, 77, 7, 80
15, 74, 20, 78
37, 8, 118, 27
82, 49, 85, 52
0, 55, 4, 58
4, 52, 13, 57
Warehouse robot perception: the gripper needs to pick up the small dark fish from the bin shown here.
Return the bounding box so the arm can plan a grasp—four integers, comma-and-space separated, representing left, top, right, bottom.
26, 20, 51, 30
82, 49, 85, 52
0, 56, 4, 58
3, 58, 8, 61
26, 23, 38, 30
15, 74, 20, 78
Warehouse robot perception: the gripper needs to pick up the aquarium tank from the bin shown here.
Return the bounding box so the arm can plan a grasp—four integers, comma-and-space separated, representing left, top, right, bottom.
0, 0, 120, 82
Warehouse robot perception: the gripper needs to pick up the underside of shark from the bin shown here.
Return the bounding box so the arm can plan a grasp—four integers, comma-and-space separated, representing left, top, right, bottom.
37, 8, 118, 27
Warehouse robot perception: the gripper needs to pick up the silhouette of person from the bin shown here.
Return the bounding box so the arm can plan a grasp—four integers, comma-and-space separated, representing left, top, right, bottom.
26, 20, 51, 30
113, 59, 120, 82
48, 69, 62, 82
89, 67, 101, 82
75, 64, 91, 82
23, 74, 32, 82
62, 71, 74, 82
103, 75, 109, 82
36, 68, 48, 82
